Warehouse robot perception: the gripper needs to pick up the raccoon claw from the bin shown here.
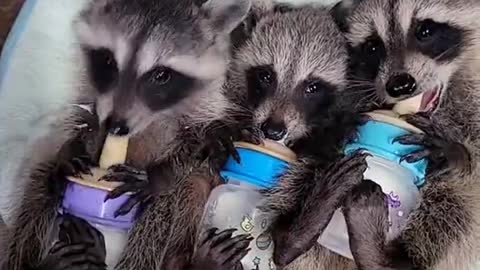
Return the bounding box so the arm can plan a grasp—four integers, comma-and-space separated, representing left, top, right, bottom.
58, 155, 94, 178
107, 164, 144, 175
323, 151, 369, 189
394, 133, 472, 176
190, 228, 253, 270
100, 168, 148, 183
59, 214, 106, 262
102, 170, 152, 217
399, 149, 431, 164
241, 127, 264, 145
114, 190, 152, 217
35, 242, 106, 270
359, 114, 372, 125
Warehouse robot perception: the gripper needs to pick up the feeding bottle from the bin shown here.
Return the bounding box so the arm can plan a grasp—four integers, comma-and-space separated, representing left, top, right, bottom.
48, 133, 136, 269
317, 94, 429, 259
199, 140, 296, 270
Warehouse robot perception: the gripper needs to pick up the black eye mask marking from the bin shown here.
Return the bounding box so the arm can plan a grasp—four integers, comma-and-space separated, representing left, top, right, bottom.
295, 78, 337, 124
348, 34, 386, 81
140, 66, 197, 111
86, 48, 119, 93
410, 19, 465, 62
246, 65, 277, 108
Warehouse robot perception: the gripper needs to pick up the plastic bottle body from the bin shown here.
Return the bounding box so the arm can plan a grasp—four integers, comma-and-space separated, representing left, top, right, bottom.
317, 119, 427, 259
201, 181, 275, 269
318, 155, 420, 259
199, 141, 295, 270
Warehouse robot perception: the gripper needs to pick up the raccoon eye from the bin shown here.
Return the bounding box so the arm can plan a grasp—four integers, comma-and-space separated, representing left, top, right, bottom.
305, 82, 322, 94
150, 67, 171, 85
257, 69, 273, 88
415, 19, 438, 42
362, 38, 383, 56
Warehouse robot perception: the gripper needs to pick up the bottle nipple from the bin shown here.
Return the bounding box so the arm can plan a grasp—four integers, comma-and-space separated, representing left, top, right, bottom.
99, 135, 129, 169
392, 93, 424, 115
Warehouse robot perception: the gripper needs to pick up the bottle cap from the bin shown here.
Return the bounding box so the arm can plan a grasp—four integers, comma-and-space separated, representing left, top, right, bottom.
62, 174, 136, 230
220, 140, 295, 189
234, 139, 297, 162
367, 111, 423, 134
345, 120, 428, 187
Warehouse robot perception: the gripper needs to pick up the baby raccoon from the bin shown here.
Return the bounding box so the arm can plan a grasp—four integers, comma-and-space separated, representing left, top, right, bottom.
0, 0, 252, 269
329, 0, 480, 269
226, 4, 369, 270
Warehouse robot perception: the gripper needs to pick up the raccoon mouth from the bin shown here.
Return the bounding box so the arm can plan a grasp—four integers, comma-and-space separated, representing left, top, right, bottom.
419, 87, 442, 113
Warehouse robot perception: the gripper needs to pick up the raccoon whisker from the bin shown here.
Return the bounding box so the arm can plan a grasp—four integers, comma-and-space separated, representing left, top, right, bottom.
434, 43, 462, 62
343, 88, 377, 96
344, 86, 376, 92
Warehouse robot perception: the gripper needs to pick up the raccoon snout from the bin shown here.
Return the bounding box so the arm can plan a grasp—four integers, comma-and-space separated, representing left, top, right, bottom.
261, 118, 287, 141
105, 116, 130, 136
386, 73, 417, 98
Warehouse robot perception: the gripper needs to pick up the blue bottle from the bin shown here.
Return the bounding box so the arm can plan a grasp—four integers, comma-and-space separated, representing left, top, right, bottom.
318, 109, 428, 259
199, 140, 296, 270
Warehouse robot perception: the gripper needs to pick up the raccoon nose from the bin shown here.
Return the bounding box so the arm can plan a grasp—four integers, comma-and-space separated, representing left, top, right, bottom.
105, 116, 130, 136
261, 118, 287, 141
386, 73, 417, 98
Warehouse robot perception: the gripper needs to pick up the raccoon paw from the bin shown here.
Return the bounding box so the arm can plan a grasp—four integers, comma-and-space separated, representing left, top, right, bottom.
101, 165, 152, 217
59, 214, 106, 263
323, 150, 370, 196
241, 126, 264, 145
34, 242, 106, 270
344, 180, 388, 240
343, 180, 389, 269
393, 133, 472, 178
198, 122, 240, 171
189, 228, 253, 270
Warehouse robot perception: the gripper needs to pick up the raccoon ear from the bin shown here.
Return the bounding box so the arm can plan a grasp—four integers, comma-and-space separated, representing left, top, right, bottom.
201, 0, 252, 34
230, 0, 275, 49
331, 0, 362, 32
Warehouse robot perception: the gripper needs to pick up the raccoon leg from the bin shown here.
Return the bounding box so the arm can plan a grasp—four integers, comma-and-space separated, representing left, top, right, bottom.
394, 114, 471, 177
32, 242, 101, 270
194, 119, 242, 171
344, 180, 414, 270
101, 162, 177, 217
187, 228, 253, 270
59, 214, 107, 268
0, 131, 96, 270
271, 152, 368, 267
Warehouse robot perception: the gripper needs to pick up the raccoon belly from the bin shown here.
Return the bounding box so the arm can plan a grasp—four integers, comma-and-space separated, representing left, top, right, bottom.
286, 244, 356, 270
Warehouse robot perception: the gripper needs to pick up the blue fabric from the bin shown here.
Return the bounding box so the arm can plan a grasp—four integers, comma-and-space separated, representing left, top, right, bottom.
0, 0, 38, 89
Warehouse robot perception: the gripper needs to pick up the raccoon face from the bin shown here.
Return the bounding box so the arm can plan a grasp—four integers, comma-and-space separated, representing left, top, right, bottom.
336, 0, 480, 113
74, 0, 251, 136
229, 8, 348, 147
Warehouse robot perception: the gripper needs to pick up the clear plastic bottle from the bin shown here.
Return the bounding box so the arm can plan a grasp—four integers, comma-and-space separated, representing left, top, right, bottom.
318, 108, 428, 259
199, 140, 296, 270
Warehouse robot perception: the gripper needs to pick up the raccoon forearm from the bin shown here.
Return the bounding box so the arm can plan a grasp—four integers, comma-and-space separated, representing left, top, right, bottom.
390, 169, 480, 270
0, 176, 59, 270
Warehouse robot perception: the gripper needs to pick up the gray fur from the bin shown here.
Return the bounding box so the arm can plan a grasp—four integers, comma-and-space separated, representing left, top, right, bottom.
227, 5, 348, 145
226, 5, 364, 270
334, 0, 480, 269
0, 0, 251, 269
74, 0, 250, 134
